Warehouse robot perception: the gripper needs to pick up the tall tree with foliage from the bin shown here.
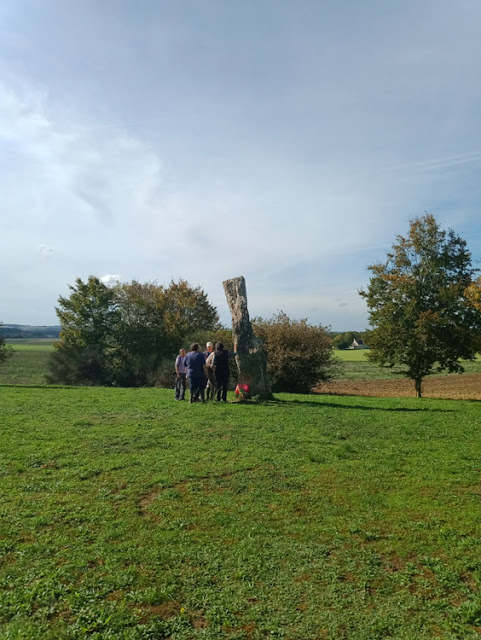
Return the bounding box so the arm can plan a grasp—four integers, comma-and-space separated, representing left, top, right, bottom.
360, 214, 480, 397
48, 277, 121, 385
161, 279, 219, 344
49, 277, 219, 386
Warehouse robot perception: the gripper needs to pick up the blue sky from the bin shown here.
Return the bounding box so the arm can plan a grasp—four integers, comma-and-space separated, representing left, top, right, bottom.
2, 0, 481, 330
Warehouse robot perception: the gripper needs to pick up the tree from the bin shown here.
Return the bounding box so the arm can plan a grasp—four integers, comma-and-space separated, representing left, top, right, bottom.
161, 279, 219, 344
252, 311, 336, 393
0, 323, 13, 365
49, 277, 220, 386
360, 214, 481, 397
113, 281, 175, 386
48, 277, 121, 385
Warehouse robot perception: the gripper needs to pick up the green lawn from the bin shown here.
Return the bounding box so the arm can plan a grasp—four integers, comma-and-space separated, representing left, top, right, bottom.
334, 350, 372, 362
1, 386, 480, 638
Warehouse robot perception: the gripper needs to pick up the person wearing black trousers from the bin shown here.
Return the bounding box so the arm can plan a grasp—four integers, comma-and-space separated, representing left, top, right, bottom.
213, 342, 230, 402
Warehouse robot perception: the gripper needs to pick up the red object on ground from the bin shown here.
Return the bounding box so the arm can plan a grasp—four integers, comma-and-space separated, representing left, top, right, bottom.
235, 383, 251, 399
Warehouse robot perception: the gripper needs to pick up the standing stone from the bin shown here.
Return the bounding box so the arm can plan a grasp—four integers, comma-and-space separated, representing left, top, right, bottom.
223, 276, 273, 400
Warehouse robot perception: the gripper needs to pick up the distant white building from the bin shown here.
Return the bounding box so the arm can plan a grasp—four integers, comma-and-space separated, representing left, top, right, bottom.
348, 338, 369, 350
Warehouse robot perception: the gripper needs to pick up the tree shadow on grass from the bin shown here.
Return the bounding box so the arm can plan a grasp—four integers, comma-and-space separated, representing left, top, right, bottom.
0, 384, 121, 391
265, 398, 455, 413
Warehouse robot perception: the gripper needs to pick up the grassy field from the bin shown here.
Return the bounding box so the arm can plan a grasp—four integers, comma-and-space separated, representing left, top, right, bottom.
0, 340, 55, 386
334, 350, 481, 380
1, 386, 481, 639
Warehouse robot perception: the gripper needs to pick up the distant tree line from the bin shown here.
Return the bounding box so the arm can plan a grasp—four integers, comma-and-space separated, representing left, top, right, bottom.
0, 325, 61, 339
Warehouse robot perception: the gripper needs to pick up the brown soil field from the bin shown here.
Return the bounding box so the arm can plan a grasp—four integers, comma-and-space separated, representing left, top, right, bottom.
316, 373, 481, 400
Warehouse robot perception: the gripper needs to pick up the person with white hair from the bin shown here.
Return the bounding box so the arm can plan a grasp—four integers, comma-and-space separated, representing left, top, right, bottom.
204, 342, 216, 400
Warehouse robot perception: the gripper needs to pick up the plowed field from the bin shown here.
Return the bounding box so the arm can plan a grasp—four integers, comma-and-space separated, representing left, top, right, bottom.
316, 372, 481, 400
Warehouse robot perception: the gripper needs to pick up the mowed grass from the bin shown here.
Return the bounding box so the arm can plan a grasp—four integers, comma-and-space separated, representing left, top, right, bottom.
1, 387, 481, 639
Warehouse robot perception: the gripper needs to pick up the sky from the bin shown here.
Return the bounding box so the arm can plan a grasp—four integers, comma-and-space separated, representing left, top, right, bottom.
2, 0, 481, 331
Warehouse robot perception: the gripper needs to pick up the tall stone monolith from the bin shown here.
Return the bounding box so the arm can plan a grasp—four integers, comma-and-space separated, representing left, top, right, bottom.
223, 276, 273, 400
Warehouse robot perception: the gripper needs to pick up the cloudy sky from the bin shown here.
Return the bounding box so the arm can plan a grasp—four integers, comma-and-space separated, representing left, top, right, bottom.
2, 0, 481, 330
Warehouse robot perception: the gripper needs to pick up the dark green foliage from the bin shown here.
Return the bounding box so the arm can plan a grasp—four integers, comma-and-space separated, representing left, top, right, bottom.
48, 277, 219, 387
360, 214, 481, 396
252, 311, 337, 393
47, 277, 121, 385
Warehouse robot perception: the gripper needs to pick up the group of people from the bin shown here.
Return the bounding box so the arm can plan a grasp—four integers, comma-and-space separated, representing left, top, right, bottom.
174, 341, 234, 403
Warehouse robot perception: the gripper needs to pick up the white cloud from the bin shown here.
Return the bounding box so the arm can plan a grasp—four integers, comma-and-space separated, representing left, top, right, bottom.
2, 1, 481, 329
100, 274, 121, 286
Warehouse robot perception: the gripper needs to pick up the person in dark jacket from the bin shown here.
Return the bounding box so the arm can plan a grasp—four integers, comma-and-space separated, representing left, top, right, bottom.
184, 343, 207, 403
213, 342, 231, 402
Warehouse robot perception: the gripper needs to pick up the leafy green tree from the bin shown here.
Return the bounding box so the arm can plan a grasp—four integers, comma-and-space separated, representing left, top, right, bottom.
0, 323, 13, 364
161, 279, 219, 344
360, 214, 480, 397
114, 279, 219, 384
49, 277, 219, 386
114, 281, 176, 386
252, 311, 337, 393
48, 277, 121, 385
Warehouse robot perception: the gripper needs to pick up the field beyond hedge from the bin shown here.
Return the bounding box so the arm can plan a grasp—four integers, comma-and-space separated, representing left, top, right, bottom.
1, 386, 481, 639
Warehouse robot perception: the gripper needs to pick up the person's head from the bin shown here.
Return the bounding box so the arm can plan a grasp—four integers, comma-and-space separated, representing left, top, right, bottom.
206, 341, 214, 352
179, 348, 186, 356
215, 341, 224, 352
190, 342, 199, 352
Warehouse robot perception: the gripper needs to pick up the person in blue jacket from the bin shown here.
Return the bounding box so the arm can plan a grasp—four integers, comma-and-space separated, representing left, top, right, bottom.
184, 343, 207, 403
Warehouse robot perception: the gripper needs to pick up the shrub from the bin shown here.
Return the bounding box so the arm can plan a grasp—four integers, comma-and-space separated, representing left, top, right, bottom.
252, 311, 338, 393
